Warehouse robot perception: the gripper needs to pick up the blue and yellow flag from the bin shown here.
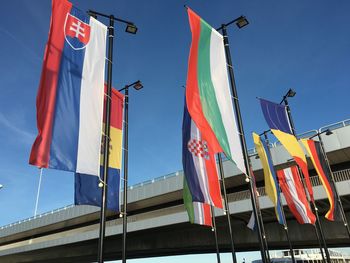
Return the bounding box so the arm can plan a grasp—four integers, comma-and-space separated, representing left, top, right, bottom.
259, 98, 314, 202
253, 133, 284, 224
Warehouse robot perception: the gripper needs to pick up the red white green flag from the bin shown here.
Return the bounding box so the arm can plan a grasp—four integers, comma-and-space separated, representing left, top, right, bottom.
185, 8, 246, 175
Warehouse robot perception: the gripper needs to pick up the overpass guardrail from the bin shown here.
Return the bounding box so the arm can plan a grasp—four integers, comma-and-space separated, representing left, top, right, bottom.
1, 167, 349, 231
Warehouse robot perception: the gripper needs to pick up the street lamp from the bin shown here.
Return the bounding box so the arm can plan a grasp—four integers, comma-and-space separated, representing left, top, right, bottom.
309, 129, 332, 140
280, 88, 296, 104
216, 15, 272, 263
88, 10, 138, 35
86, 10, 138, 263
216, 15, 249, 31
119, 80, 143, 263
119, 80, 143, 92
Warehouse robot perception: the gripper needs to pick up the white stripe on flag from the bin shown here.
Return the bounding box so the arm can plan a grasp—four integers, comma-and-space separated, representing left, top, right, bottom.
190, 119, 213, 205
76, 17, 107, 176
284, 167, 311, 223
193, 202, 203, 225
209, 29, 246, 175
247, 211, 255, 230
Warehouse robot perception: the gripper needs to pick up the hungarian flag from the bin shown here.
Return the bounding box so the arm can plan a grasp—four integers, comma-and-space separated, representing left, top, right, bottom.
182, 99, 222, 209
259, 98, 314, 202
185, 8, 246, 175
301, 139, 341, 221
30, 0, 107, 177
183, 178, 212, 227
75, 87, 124, 212
253, 133, 284, 225
277, 166, 316, 224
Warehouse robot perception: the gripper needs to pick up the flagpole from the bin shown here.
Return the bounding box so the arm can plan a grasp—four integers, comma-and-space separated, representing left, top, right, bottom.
217, 154, 237, 263
282, 92, 331, 263
211, 206, 221, 263
262, 131, 296, 263
121, 85, 129, 263
219, 24, 268, 263
34, 168, 43, 216
93, 14, 114, 263
256, 201, 271, 263
313, 132, 350, 239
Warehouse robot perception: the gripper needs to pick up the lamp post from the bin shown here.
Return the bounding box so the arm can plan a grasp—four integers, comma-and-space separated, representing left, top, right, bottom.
216, 16, 269, 263
280, 89, 330, 263
260, 130, 296, 263
87, 10, 138, 263
309, 129, 350, 238
119, 80, 143, 263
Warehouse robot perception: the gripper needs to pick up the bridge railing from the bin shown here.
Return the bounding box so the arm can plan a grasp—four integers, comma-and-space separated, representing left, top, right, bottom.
229, 168, 350, 203
1, 120, 349, 231
1, 168, 350, 231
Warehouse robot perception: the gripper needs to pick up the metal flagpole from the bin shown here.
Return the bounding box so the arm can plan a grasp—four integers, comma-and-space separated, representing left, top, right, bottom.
217, 154, 237, 263
315, 132, 350, 239
256, 199, 271, 263
220, 24, 268, 263
34, 168, 43, 216
282, 94, 331, 263
95, 14, 114, 263
211, 206, 221, 263
121, 84, 129, 263
262, 131, 296, 263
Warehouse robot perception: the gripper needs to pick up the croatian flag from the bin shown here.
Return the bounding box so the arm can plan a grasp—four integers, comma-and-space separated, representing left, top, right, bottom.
182, 99, 223, 209
29, 0, 107, 177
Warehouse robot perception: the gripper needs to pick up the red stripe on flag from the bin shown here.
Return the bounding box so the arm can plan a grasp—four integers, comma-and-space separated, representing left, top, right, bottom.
103, 85, 124, 130
202, 203, 213, 226
307, 140, 335, 220
185, 8, 222, 154
205, 154, 223, 209
29, 0, 72, 168
277, 166, 315, 224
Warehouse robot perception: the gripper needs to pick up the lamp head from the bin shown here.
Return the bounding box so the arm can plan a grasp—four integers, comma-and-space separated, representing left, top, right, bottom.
287, 89, 296, 98
325, 129, 333, 136
125, 23, 137, 34
236, 16, 249, 29
133, 80, 143, 90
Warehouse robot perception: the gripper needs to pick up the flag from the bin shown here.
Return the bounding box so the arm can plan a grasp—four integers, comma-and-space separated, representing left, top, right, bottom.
277, 166, 316, 224
247, 169, 259, 231
185, 8, 246, 174
182, 99, 222, 208
301, 139, 341, 221
75, 87, 124, 212
29, 0, 107, 177
259, 98, 314, 201
253, 133, 284, 225
183, 178, 212, 227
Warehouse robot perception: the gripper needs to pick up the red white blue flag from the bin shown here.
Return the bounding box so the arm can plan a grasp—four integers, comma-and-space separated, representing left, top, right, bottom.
182, 99, 223, 209
277, 166, 316, 224
29, 0, 107, 177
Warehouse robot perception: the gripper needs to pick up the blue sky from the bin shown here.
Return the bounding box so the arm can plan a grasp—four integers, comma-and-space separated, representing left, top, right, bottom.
0, 0, 349, 261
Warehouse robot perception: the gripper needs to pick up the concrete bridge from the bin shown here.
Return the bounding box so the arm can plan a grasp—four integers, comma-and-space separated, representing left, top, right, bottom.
0, 120, 349, 262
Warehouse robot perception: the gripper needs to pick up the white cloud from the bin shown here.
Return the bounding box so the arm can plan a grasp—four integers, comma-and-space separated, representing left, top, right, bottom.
0, 112, 35, 145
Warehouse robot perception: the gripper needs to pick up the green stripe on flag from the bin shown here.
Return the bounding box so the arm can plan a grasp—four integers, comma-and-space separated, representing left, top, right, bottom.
183, 178, 195, 223
197, 19, 231, 158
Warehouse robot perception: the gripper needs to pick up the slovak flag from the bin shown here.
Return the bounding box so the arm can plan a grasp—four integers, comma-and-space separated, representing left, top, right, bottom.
29, 0, 107, 177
